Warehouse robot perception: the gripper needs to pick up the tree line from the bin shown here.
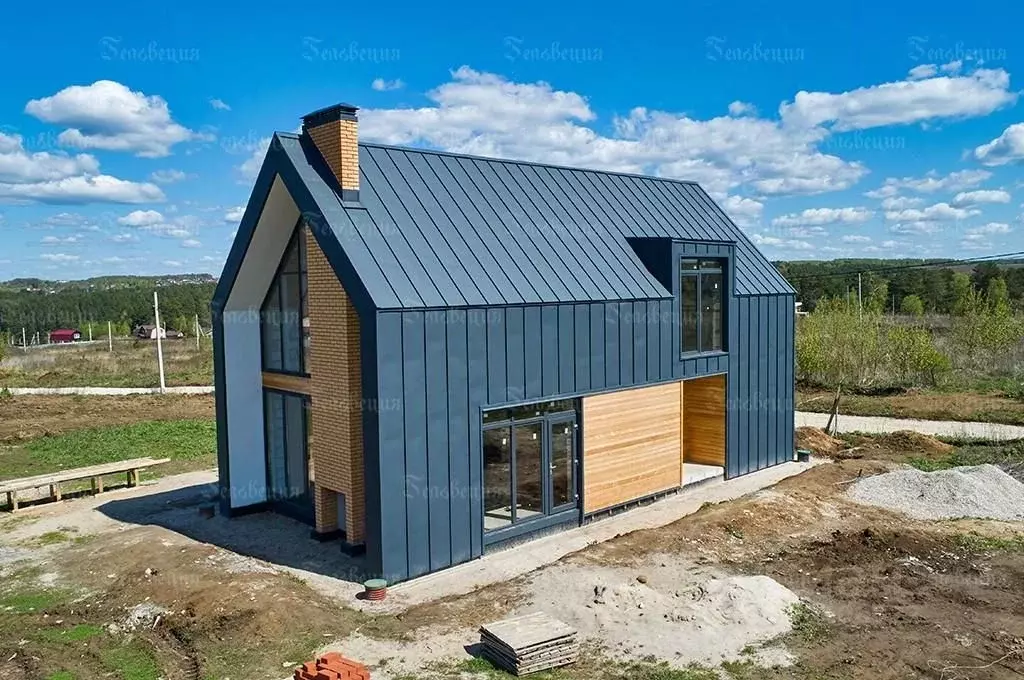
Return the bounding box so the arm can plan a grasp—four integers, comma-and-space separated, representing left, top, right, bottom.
778, 260, 1024, 313
0, 281, 216, 341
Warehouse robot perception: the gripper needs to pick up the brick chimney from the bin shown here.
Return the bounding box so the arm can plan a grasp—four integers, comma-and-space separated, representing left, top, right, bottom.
301, 103, 359, 202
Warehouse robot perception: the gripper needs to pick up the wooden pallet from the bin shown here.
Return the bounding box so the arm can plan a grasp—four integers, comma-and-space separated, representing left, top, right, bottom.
479, 612, 579, 676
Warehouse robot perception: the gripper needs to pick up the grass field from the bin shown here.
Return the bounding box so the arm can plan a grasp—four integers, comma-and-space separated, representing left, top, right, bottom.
797, 387, 1024, 425
0, 339, 213, 388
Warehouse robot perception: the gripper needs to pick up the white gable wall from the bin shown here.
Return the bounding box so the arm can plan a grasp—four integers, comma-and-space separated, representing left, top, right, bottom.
222, 175, 301, 508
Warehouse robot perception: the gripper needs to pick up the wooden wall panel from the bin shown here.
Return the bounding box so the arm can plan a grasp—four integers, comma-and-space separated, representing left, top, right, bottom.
582, 383, 681, 514
683, 374, 726, 466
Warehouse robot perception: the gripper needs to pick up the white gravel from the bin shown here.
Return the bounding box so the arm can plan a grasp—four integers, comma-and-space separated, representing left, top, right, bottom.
847, 464, 1024, 521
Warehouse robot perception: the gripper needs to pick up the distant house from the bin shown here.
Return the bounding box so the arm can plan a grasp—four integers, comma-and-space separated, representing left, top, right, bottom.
135, 325, 165, 340
49, 328, 81, 344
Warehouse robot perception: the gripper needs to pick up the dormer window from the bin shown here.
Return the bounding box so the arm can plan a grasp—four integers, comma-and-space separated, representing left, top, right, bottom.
680, 258, 725, 355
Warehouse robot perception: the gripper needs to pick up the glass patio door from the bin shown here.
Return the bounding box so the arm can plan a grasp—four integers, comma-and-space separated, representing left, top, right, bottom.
548, 416, 576, 511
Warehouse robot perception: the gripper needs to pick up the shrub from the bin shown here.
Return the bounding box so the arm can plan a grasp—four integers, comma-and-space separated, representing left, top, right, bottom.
887, 325, 950, 386
900, 294, 925, 317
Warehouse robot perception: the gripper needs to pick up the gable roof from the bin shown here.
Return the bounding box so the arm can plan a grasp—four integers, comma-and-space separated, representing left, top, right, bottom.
218, 132, 792, 312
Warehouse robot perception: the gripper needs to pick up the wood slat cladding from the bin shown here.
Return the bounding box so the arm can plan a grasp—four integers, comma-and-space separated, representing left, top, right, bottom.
261, 371, 311, 395
582, 382, 681, 514
306, 227, 365, 541
682, 374, 726, 466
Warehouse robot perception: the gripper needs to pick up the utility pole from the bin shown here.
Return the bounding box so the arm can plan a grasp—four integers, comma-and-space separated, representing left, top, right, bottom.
857, 273, 863, 320
108, 321, 113, 353
88, 323, 93, 342
21, 327, 26, 351
195, 313, 200, 350
153, 291, 167, 394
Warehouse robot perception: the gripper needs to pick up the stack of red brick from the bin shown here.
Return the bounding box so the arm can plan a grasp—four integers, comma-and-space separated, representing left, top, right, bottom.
294, 652, 370, 680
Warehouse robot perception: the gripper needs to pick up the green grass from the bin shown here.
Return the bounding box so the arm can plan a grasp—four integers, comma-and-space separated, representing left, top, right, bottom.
0, 587, 70, 614
787, 603, 832, 645
0, 419, 216, 481
101, 642, 163, 680
37, 623, 105, 643
908, 440, 1024, 474
952, 531, 1024, 553
45, 672, 75, 680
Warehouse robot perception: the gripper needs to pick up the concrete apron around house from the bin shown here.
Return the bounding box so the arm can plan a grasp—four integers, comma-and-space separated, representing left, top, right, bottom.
796, 411, 1024, 441
377, 457, 822, 613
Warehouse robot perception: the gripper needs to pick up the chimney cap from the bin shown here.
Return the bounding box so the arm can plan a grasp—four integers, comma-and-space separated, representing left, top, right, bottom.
302, 103, 358, 128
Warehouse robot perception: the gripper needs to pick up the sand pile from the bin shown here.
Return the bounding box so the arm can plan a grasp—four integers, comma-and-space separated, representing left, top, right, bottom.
848, 464, 1024, 521
796, 427, 846, 456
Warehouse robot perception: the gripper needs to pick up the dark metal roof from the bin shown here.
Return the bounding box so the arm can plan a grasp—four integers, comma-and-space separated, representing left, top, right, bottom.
270, 133, 793, 310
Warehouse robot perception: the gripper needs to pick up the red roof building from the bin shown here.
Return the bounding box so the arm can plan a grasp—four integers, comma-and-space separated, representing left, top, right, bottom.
49, 328, 82, 343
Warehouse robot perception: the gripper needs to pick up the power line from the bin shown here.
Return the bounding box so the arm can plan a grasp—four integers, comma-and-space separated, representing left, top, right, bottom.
783, 251, 1024, 282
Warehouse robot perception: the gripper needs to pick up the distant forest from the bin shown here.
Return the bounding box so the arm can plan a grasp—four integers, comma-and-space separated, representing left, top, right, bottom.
0, 275, 216, 339
777, 260, 1024, 313
1, 259, 1022, 340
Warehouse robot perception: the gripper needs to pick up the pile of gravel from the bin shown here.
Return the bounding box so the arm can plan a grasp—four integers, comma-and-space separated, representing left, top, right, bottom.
847, 464, 1024, 521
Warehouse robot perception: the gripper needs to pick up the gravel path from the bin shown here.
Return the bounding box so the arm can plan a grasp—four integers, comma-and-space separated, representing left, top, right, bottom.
847, 464, 1024, 521
796, 411, 1024, 441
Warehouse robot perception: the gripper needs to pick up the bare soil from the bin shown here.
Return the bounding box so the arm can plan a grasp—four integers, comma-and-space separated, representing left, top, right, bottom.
0, 394, 213, 444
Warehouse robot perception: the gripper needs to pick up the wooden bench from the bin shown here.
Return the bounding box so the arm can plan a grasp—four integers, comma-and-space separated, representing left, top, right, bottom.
0, 457, 171, 510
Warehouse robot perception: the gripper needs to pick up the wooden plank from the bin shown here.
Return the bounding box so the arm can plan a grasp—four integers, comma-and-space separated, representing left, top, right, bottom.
0, 458, 171, 494
683, 374, 726, 466
261, 371, 311, 395
582, 382, 682, 514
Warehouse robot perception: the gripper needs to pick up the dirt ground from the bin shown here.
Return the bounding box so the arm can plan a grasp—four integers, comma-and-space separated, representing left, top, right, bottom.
1, 429, 1023, 679
0, 394, 213, 444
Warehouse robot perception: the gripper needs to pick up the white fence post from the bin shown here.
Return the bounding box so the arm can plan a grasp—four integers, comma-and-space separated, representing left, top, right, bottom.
154, 292, 167, 394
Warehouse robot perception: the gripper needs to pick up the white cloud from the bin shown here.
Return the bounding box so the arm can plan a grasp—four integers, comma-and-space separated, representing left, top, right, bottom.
952, 189, 1011, 206
371, 78, 405, 92
968, 222, 1011, 235
884, 202, 978, 222
118, 209, 164, 226
224, 205, 245, 222
44, 212, 87, 226
974, 122, 1024, 166
771, 206, 873, 228
111, 233, 139, 243
0, 131, 163, 204
0, 132, 98, 182
0, 175, 164, 204
890, 221, 941, 235
941, 60, 963, 75
25, 80, 211, 158
162, 260, 184, 268
209, 98, 231, 111
40, 252, 79, 262
907, 64, 938, 80
359, 66, 866, 198
841, 234, 871, 243
865, 169, 992, 197
880, 196, 924, 210
238, 137, 271, 181
181, 238, 202, 248
750, 233, 814, 251
720, 195, 763, 226
149, 169, 189, 184
41, 235, 79, 245
779, 67, 1016, 131
727, 101, 757, 117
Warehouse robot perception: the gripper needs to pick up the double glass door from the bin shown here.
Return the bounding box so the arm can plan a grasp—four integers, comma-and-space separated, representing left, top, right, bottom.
483, 403, 578, 534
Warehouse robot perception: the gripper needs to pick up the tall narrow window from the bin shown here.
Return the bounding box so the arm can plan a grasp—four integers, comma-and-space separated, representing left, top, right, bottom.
679, 258, 726, 356
261, 222, 309, 375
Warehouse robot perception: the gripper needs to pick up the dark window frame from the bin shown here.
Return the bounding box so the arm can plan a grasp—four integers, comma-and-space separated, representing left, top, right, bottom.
679, 257, 726, 357
260, 219, 310, 377
262, 387, 312, 508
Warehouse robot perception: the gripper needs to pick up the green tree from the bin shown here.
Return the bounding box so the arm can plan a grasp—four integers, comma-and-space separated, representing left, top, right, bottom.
987, 277, 1010, 314
951, 272, 973, 316
900, 294, 925, 317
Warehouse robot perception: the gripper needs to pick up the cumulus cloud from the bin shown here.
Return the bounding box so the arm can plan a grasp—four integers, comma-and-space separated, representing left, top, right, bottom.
771, 207, 873, 228
209, 98, 231, 111
224, 205, 245, 222
40, 252, 79, 262
779, 67, 1016, 131
371, 78, 405, 91
181, 238, 202, 248
884, 202, 979, 222
237, 137, 271, 181
149, 169, 189, 184
750, 233, 814, 251
880, 196, 924, 210
974, 122, 1024, 166
907, 64, 938, 80
865, 169, 992, 198
118, 209, 164, 227
25, 80, 211, 157
719, 195, 763, 226
952, 189, 1011, 206
727, 101, 758, 117
359, 66, 866, 198
968, 222, 1011, 235
0, 131, 163, 204
841, 234, 872, 243
41, 235, 79, 245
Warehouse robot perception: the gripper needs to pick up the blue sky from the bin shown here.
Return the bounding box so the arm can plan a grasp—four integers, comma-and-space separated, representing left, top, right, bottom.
0, 0, 1021, 280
